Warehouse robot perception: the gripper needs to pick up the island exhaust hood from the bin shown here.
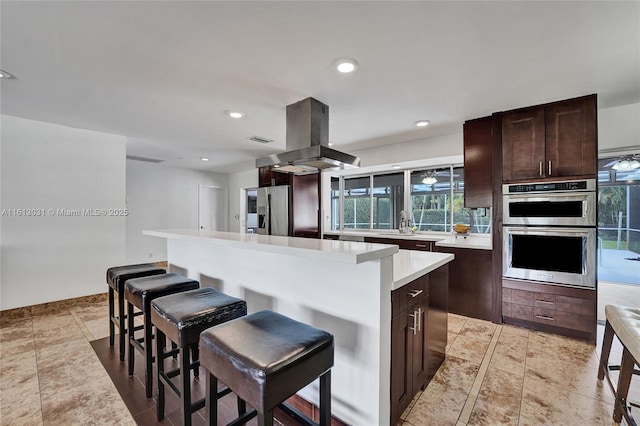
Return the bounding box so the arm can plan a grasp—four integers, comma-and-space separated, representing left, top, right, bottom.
255, 97, 360, 174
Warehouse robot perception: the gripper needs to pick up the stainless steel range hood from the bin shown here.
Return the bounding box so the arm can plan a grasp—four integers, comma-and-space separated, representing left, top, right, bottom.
255, 97, 360, 174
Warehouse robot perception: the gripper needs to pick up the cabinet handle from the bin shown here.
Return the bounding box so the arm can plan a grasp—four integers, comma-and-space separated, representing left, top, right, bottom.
548, 161, 552, 176
415, 243, 427, 248
417, 307, 422, 332
536, 314, 554, 321
537, 300, 554, 305
539, 161, 543, 176
408, 310, 419, 335
408, 289, 423, 298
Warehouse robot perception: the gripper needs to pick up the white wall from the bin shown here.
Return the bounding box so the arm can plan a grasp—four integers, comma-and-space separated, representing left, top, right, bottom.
599, 103, 640, 154
0, 115, 126, 310
351, 132, 463, 168
125, 160, 228, 263
227, 169, 258, 233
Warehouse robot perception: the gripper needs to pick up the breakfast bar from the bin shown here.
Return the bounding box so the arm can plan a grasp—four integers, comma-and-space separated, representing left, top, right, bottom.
144, 229, 453, 425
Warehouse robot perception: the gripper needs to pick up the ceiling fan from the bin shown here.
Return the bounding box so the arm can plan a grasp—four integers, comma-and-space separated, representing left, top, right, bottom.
420, 169, 459, 184
603, 154, 640, 171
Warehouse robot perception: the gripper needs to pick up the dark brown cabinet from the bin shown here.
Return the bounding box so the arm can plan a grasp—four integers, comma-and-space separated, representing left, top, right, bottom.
291, 174, 320, 238
258, 166, 291, 188
502, 94, 597, 182
502, 279, 596, 343
390, 265, 448, 426
435, 246, 493, 321
463, 116, 494, 208
364, 237, 434, 252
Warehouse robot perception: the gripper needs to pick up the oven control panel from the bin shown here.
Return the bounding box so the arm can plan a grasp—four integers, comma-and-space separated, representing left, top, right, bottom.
504, 179, 595, 194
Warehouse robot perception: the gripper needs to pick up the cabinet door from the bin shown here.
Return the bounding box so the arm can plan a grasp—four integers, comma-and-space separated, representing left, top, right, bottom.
545, 95, 597, 178
502, 108, 545, 181
411, 301, 427, 393
464, 116, 493, 208
427, 265, 448, 381
390, 312, 411, 425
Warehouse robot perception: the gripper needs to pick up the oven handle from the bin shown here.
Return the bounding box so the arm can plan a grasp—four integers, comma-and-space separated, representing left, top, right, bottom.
504, 226, 593, 235
504, 193, 592, 199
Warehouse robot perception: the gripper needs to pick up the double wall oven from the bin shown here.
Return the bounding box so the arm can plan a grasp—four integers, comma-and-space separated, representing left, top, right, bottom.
502, 179, 596, 288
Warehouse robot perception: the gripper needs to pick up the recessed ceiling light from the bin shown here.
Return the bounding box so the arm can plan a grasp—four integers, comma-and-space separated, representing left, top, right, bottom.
328, 142, 334, 147
201, 157, 210, 161
391, 165, 401, 169
335, 58, 359, 73
0, 69, 14, 79
225, 110, 244, 118
415, 120, 430, 127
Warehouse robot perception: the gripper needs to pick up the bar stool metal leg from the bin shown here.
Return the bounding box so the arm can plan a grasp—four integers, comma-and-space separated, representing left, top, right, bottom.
615, 347, 636, 423
205, 372, 217, 426
118, 292, 127, 361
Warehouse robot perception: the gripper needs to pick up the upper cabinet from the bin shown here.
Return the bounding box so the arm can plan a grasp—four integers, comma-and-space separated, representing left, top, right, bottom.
502, 94, 597, 182
463, 116, 494, 208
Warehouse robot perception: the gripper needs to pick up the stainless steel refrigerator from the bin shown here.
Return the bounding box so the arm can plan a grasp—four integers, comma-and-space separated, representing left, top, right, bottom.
257, 185, 290, 236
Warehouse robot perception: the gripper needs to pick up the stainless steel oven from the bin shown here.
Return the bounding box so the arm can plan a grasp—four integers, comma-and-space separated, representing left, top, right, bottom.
503, 179, 596, 227
503, 226, 596, 288
502, 178, 597, 288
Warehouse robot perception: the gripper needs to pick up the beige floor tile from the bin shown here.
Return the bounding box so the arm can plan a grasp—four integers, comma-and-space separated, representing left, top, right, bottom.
31, 311, 85, 348
477, 367, 523, 413
446, 331, 458, 353
489, 329, 528, 377
405, 356, 480, 426
457, 318, 498, 343
525, 349, 614, 405
468, 398, 519, 426
446, 334, 491, 365
448, 314, 467, 334
527, 330, 599, 369
0, 349, 38, 390
0, 318, 35, 358
520, 375, 614, 425
0, 363, 43, 425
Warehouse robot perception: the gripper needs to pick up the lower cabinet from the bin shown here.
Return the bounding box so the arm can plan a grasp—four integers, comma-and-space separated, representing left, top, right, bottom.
390, 265, 448, 425
435, 246, 493, 321
502, 279, 596, 344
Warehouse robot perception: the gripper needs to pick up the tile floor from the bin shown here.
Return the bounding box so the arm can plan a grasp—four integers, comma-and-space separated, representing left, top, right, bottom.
0, 295, 632, 425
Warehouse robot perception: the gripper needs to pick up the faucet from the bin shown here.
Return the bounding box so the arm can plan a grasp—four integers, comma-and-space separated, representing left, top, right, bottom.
399, 210, 412, 234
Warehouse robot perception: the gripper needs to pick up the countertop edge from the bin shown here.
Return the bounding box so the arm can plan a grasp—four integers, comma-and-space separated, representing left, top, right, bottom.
144, 229, 399, 264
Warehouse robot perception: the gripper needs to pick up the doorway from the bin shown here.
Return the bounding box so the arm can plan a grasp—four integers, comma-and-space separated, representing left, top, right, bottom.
597, 155, 640, 321
198, 185, 228, 232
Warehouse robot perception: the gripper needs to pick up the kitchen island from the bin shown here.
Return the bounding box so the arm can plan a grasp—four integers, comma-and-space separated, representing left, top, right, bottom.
145, 229, 453, 425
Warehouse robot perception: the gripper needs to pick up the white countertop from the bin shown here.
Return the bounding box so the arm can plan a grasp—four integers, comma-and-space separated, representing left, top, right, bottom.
324, 230, 446, 242
144, 229, 399, 264
434, 235, 492, 250
324, 230, 492, 250
393, 249, 455, 290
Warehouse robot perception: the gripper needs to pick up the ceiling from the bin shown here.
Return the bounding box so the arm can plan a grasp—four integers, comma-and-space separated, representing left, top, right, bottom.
1, 1, 639, 173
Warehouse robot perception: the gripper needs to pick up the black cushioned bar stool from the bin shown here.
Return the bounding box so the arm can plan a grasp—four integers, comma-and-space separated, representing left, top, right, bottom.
199, 310, 334, 426
106, 263, 166, 361
125, 273, 200, 398
151, 287, 247, 426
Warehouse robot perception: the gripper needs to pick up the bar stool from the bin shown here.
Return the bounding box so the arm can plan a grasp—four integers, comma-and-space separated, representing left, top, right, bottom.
106, 263, 166, 361
151, 287, 247, 426
199, 310, 334, 426
125, 273, 200, 398
598, 304, 640, 424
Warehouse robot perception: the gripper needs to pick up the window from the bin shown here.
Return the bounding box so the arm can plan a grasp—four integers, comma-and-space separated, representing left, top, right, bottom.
330, 177, 340, 231
332, 164, 491, 234
343, 176, 371, 229
373, 173, 404, 229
